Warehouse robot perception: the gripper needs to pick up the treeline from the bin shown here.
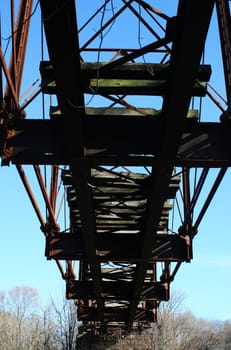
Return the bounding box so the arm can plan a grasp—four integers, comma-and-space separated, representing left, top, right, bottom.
86, 292, 231, 350
0, 286, 78, 350
0, 287, 231, 350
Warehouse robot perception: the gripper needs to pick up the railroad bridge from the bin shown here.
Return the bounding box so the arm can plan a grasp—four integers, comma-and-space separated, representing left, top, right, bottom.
0, 0, 231, 335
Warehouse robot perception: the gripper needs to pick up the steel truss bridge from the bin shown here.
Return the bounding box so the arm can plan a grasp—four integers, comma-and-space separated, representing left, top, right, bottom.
0, 0, 231, 335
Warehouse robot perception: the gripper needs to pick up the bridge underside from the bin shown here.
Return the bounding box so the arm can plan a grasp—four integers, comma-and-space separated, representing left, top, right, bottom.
2, 0, 230, 334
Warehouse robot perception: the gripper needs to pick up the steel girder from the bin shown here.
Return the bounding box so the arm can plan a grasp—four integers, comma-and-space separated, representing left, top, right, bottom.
1, 0, 226, 334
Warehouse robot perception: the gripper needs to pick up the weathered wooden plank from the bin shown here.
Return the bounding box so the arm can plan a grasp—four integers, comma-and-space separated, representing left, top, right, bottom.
67, 189, 176, 205
87, 79, 207, 97
100, 267, 136, 281
62, 167, 151, 185
80, 62, 211, 81
40, 61, 208, 97
40, 60, 211, 83
51, 105, 162, 118
70, 207, 144, 217
67, 188, 173, 210
62, 168, 180, 200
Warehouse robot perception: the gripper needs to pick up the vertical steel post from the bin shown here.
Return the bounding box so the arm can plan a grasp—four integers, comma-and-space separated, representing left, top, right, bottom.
216, 0, 231, 110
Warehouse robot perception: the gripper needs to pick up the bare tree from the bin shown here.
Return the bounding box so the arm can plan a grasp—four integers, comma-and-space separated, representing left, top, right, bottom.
150, 291, 224, 350
1, 286, 230, 350
0, 286, 78, 350
34, 303, 57, 350
6, 286, 40, 350
0, 291, 14, 350
51, 296, 78, 350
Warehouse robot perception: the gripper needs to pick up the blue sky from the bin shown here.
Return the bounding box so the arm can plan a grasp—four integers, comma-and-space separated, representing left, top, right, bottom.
1, 0, 231, 321
173, 169, 231, 320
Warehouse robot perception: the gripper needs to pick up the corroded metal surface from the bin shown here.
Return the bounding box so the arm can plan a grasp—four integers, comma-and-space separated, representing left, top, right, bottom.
2, 0, 231, 335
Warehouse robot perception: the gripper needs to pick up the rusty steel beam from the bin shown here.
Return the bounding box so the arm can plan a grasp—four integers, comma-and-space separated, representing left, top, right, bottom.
99, 37, 171, 71
9, 153, 231, 168
132, 0, 170, 22
69, 163, 105, 321
33, 165, 58, 229
16, 164, 46, 229
16, 165, 66, 281
39, 0, 85, 157
4, 118, 231, 167
78, 0, 112, 34
14, 0, 33, 96
0, 48, 19, 108
55, 260, 66, 281
216, 0, 231, 108
193, 167, 227, 232
180, 168, 210, 233
46, 232, 191, 262
181, 168, 193, 235
49, 165, 60, 220
10, 0, 17, 93
121, 0, 171, 50
5, 0, 34, 102
2, 1, 67, 285
39, 2, 104, 314
1, 0, 224, 333
80, 0, 134, 51
0, 16, 3, 104
127, 0, 215, 330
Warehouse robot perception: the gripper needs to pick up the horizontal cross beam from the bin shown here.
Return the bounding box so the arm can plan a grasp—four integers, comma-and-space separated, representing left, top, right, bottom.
2, 119, 231, 167
40, 61, 210, 97
40, 60, 211, 84
46, 232, 191, 262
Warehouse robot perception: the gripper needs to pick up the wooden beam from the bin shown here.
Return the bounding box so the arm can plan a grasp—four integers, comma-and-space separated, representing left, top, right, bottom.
40, 61, 211, 96
40, 61, 211, 82
87, 79, 207, 97
81, 62, 211, 81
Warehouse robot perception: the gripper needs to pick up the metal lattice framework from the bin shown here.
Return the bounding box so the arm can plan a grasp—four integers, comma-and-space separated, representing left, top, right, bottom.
1, 0, 231, 335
